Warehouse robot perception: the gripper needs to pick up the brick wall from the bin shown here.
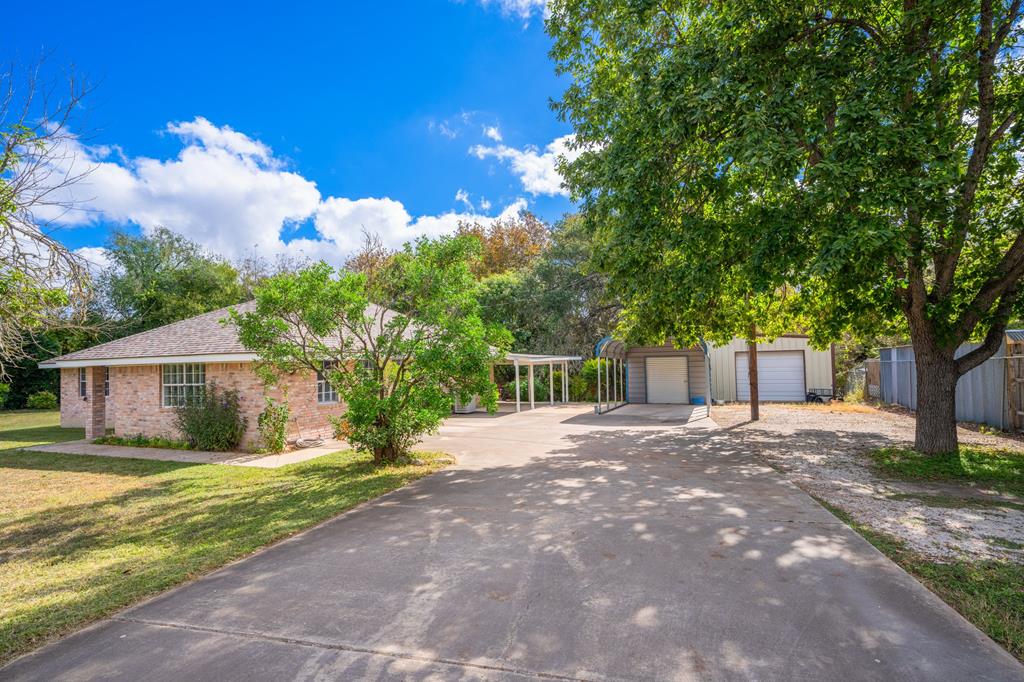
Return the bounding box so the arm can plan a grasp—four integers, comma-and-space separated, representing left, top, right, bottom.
60, 368, 117, 429
95, 361, 343, 450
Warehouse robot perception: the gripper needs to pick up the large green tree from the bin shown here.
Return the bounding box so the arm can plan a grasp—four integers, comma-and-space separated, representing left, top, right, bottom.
231, 236, 508, 464
477, 214, 620, 356
549, 0, 1024, 453
101, 228, 245, 335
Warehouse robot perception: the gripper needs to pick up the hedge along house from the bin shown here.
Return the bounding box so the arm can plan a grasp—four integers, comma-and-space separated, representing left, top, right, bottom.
39, 301, 344, 449
593, 338, 712, 416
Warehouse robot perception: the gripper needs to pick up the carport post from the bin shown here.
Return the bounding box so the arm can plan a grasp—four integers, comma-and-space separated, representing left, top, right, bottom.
605, 357, 610, 408
548, 362, 554, 405
514, 359, 521, 412
613, 358, 618, 407
596, 357, 602, 413
562, 361, 567, 403
528, 364, 535, 410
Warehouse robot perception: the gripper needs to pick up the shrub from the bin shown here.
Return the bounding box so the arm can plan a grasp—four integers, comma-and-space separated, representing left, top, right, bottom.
329, 415, 353, 441
26, 390, 58, 410
173, 381, 248, 451
0, 384, 9, 409
257, 397, 290, 453
94, 433, 191, 449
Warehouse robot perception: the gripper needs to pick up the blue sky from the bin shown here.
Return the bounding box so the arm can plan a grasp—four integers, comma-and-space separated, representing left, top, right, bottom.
10, 0, 573, 267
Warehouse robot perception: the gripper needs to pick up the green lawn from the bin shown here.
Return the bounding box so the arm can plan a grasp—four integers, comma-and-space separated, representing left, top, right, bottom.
0, 410, 447, 665
870, 445, 1024, 496
815, 497, 1024, 662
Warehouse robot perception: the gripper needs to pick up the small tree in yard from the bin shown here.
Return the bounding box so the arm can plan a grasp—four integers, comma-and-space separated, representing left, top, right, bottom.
550, 0, 1024, 453
231, 236, 509, 465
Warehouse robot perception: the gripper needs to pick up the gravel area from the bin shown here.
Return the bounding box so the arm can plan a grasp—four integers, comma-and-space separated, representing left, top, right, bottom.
711, 403, 1024, 562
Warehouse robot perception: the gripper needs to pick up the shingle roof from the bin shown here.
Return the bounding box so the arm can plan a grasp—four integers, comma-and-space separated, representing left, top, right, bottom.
41, 301, 259, 365
39, 301, 411, 367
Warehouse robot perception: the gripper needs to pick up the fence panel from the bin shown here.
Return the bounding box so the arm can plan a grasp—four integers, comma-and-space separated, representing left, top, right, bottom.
876, 341, 1009, 430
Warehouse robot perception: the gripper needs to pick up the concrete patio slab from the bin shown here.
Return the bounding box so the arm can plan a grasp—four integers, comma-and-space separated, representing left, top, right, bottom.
23, 438, 348, 468
4, 404, 1022, 681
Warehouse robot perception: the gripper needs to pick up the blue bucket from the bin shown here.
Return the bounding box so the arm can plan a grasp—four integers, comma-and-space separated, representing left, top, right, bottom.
691, 396, 706, 405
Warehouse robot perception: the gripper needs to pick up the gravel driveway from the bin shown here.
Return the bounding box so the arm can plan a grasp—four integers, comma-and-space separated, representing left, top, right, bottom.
712, 403, 1024, 561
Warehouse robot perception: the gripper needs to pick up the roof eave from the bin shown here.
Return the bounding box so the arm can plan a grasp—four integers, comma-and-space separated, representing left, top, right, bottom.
39, 352, 260, 369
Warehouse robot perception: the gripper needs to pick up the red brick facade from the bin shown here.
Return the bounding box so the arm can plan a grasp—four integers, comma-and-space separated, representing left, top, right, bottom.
60, 362, 343, 450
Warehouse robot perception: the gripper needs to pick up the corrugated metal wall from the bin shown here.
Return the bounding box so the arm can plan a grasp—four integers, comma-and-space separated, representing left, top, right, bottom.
625, 343, 707, 404
878, 342, 1009, 429
708, 337, 833, 402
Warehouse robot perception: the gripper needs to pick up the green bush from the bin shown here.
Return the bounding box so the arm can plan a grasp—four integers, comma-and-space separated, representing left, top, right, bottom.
0, 384, 9, 409
94, 433, 191, 449
173, 381, 248, 451
257, 397, 290, 453
26, 390, 58, 410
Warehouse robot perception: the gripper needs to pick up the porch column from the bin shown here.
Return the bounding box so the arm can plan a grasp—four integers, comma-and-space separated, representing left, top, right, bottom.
84, 365, 106, 440
514, 359, 521, 413
528, 364, 535, 410
549, 362, 554, 405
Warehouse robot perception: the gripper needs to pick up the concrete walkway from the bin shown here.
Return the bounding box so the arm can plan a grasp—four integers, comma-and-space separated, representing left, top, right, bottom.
4, 404, 1022, 681
24, 438, 348, 468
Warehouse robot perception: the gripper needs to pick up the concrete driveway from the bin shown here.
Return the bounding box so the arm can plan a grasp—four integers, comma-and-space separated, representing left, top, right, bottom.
3, 404, 1021, 681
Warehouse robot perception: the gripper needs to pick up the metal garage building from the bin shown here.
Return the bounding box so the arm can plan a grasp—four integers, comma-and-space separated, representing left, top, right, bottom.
707, 336, 835, 402
594, 335, 835, 411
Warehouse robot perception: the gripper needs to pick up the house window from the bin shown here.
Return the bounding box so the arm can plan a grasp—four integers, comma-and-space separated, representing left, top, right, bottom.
79, 368, 87, 397
104, 367, 110, 397
162, 363, 206, 408
317, 361, 339, 404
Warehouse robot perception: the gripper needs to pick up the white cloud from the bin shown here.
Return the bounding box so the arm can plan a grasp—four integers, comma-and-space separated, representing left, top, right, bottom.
73, 246, 113, 275
41, 117, 528, 265
476, 0, 548, 19
455, 188, 473, 210
483, 125, 502, 142
470, 133, 581, 196
479, 197, 492, 211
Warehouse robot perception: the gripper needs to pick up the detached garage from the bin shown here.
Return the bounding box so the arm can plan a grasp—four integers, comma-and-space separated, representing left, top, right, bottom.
593, 338, 711, 415
709, 336, 834, 403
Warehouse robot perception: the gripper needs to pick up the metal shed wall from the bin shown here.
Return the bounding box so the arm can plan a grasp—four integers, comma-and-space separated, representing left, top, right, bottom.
878, 341, 1009, 429
625, 343, 707, 404
708, 337, 834, 402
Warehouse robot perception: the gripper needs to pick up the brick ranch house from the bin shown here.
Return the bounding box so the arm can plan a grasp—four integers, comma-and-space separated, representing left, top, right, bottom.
39, 301, 346, 450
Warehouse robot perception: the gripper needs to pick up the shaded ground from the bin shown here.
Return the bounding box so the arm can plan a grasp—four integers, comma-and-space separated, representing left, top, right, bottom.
711, 403, 1024, 562
4, 404, 1020, 681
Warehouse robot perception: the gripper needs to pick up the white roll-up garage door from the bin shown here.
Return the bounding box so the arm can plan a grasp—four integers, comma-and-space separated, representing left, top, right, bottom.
735, 351, 805, 401
645, 356, 689, 403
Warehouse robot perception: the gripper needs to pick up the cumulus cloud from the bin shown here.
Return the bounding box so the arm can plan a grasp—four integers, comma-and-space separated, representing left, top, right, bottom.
470, 133, 581, 196
43, 117, 527, 265
483, 125, 502, 142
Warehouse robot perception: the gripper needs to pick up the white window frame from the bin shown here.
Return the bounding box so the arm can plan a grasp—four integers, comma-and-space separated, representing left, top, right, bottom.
104, 367, 110, 397
79, 367, 87, 397
162, 363, 206, 408
317, 361, 339, 405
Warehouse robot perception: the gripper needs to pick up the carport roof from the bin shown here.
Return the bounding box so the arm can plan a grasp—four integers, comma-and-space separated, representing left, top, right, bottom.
500, 353, 581, 365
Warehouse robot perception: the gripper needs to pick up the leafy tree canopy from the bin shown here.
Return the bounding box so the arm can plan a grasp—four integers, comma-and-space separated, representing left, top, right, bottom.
457, 210, 552, 278
231, 235, 509, 464
549, 0, 1024, 452
101, 228, 245, 335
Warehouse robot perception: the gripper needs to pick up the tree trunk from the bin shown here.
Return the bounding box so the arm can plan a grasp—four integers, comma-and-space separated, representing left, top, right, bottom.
748, 334, 760, 421
913, 345, 959, 455
372, 443, 402, 465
